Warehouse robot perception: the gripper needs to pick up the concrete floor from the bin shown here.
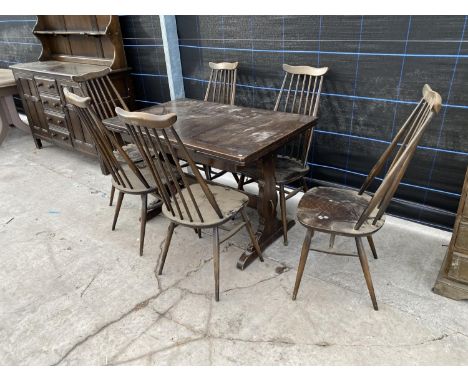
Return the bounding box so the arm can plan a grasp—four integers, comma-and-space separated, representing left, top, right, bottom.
1, 128, 467, 365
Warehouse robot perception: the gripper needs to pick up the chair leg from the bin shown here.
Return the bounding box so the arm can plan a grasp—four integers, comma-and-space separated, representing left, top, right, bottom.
139, 194, 147, 256
355, 237, 378, 311
158, 222, 176, 275
240, 208, 263, 262
238, 174, 245, 190
213, 227, 220, 301
231, 172, 240, 184
204, 165, 212, 181
279, 185, 288, 245
302, 178, 308, 193
367, 235, 378, 259
292, 229, 314, 300
109, 185, 115, 206
112, 191, 124, 231
329, 234, 336, 248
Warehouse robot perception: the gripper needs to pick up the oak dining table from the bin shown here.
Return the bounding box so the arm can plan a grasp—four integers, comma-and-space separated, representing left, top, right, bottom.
103, 98, 317, 270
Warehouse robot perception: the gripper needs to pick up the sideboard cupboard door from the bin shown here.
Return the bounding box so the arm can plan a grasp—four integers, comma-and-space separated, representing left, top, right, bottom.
14, 74, 49, 146
60, 85, 96, 156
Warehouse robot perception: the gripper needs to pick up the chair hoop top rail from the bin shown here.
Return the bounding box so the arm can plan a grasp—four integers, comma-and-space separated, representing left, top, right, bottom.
422, 83, 442, 113
282, 64, 328, 77
209, 61, 239, 70
115, 108, 225, 223
115, 107, 177, 129
63, 88, 92, 108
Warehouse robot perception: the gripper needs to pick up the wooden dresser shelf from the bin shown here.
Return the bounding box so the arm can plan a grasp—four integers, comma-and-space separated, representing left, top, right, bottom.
10, 16, 133, 170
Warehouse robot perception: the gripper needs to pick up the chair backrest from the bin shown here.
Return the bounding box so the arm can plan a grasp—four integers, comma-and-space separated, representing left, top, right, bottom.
115, 108, 225, 223
275, 64, 328, 116
274, 64, 328, 165
63, 88, 150, 191
204, 61, 238, 105
355, 84, 442, 229
75, 69, 129, 121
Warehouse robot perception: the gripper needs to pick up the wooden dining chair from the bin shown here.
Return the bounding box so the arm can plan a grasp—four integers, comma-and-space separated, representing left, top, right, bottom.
63, 88, 163, 256
76, 70, 143, 207
115, 107, 263, 301
204, 61, 238, 105
292, 84, 442, 310
199, 61, 238, 182
238, 64, 328, 245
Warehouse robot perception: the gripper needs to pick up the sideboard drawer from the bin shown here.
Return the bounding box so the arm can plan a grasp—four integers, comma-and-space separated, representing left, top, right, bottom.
41, 94, 63, 114
49, 126, 72, 147
35, 76, 59, 95
44, 110, 66, 129
454, 221, 468, 252
30, 124, 50, 138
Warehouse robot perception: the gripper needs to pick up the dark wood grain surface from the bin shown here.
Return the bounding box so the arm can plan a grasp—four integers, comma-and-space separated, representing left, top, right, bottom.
297, 187, 385, 236
103, 98, 317, 165
10, 61, 109, 80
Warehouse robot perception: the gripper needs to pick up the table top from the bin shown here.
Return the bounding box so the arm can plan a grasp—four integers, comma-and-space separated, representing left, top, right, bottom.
0, 69, 16, 89
103, 99, 317, 165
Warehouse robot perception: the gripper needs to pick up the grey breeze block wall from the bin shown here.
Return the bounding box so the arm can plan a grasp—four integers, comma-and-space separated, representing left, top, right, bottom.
1, 15, 467, 231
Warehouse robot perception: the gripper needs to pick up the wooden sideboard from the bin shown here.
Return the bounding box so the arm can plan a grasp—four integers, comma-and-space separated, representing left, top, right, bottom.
433, 166, 468, 300
10, 16, 133, 160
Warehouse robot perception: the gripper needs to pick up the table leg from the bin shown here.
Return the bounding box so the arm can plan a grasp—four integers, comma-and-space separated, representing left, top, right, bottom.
0, 98, 9, 144
0, 95, 31, 145
4, 96, 30, 132
236, 153, 295, 270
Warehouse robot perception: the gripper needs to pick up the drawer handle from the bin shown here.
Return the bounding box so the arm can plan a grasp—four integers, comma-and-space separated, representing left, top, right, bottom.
53, 102, 60, 107
46, 117, 52, 122
58, 120, 63, 126
61, 136, 68, 141
43, 100, 48, 105
37, 82, 43, 87
48, 84, 55, 89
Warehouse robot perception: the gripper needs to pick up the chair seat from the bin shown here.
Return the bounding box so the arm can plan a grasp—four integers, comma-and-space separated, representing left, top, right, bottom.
239, 156, 309, 184
162, 184, 249, 228
297, 187, 385, 236
113, 143, 148, 165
